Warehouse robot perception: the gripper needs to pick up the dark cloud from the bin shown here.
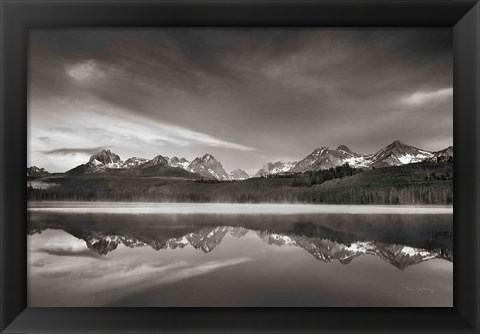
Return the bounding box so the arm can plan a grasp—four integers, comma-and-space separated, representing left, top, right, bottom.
39, 248, 103, 259
42, 146, 108, 156
29, 28, 452, 173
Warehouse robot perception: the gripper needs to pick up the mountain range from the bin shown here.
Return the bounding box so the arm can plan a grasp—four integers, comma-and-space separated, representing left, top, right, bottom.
29, 140, 453, 181
27, 166, 50, 178
289, 141, 452, 173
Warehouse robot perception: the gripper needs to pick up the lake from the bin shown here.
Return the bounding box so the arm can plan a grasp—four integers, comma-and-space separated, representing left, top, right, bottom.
27, 202, 453, 307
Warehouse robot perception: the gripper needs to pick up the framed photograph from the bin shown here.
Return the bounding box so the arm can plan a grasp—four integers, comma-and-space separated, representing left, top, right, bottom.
1, 0, 479, 333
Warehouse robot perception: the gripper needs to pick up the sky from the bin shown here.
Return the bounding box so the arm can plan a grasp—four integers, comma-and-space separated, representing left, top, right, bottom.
28, 28, 453, 174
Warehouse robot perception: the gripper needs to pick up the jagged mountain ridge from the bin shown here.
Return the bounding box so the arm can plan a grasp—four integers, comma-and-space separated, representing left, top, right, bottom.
166, 156, 190, 169
264, 141, 452, 175
65, 150, 233, 180
257, 231, 443, 269
254, 161, 297, 177
291, 145, 362, 173
121, 157, 148, 168
51, 140, 453, 179
27, 166, 51, 177
141, 155, 169, 168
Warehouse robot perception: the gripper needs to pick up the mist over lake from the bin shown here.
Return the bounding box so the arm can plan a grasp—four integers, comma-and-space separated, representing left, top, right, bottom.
28, 202, 453, 307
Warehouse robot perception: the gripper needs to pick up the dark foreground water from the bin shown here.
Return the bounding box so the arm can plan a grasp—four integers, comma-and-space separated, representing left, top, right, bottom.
27, 202, 453, 307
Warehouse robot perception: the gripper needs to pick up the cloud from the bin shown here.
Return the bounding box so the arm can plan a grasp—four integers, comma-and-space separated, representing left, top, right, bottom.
29, 29, 452, 173
66, 60, 106, 81
39, 248, 103, 259
400, 87, 453, 106
44, 99, 256, 153
38, 136, 51, 143
28, 96, 257, 172
28, 246, 253, 306
41, 146, 108, 156
35, 234, 103, 259
162, 124, 256, 151
48, 126, 77, 134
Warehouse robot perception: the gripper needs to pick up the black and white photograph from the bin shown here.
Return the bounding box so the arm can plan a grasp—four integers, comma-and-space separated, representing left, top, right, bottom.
27, 28, 453, 307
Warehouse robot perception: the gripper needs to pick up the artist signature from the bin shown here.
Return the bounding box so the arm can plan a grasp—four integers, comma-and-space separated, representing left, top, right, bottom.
405, 286, 434, 293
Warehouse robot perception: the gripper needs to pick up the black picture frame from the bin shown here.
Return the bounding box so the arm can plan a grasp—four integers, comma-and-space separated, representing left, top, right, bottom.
1, 0, 479, 333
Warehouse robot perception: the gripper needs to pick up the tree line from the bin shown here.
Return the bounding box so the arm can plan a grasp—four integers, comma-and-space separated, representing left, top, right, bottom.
290, 163, 362, 187
28, 183, 452, 205
27, 162, 453, 205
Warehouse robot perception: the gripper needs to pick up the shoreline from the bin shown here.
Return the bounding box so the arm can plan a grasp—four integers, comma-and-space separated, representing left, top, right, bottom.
27, 201, 454, 215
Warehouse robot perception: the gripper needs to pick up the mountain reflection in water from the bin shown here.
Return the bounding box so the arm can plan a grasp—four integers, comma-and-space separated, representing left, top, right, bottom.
27, 207, 453, 307
28, 211, 453, 270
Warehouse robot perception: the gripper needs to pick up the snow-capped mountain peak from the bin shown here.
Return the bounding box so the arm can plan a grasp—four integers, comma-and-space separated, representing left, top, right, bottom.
167, 156, 190, 169
121, 157, 148, 169
142, 155, 169, 168
167, 154, 232, 181
201, 154, 215, 162
88, 149, 122, 168
65, 149, 124, 175
285, 141, 448, 173
254, 161, 297, 177
65, 150, 231, 180
368, 140, 433, 168
291, 146, 360, 173
188, 154, 230, 181
312, 147, 329, 155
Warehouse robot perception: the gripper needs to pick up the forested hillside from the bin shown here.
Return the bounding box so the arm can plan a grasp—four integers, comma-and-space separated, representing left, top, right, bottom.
28, 162, 453, 205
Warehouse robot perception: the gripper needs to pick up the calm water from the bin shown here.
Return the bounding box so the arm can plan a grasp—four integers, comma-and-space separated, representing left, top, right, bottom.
27, 202, 453, 307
